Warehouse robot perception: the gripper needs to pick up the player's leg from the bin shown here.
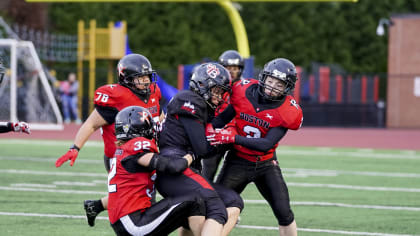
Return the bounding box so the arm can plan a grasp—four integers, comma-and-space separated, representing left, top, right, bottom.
84, 155, 112, 226
215, 152, 251, 194
111, 194, 205, 236
213, 183, 244, 236
254, 160, 296, 236
156, 169, 227, 235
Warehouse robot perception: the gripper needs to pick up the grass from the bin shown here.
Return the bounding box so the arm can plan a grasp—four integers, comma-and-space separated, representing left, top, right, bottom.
0, 139, 419, 236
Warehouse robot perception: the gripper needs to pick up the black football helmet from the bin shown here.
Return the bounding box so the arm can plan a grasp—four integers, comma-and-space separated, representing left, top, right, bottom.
117, 54, 157, 96
258, 58, 297, 101
218, 50, 244, 81
0, 58, 5, 85
189, 62, 231, 108
115, 106, 157, 141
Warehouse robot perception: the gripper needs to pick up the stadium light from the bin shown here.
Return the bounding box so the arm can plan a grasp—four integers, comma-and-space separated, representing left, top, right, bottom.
376, 18, 393, 36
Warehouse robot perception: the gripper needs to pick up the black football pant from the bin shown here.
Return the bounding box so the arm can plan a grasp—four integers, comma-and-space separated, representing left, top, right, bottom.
111, 194, 205, 236
216, 151, 294, 226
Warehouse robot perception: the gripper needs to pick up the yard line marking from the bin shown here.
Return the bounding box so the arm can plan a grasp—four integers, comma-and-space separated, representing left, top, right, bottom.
277, 149, 420, 160
0, 169, 107, 177
2, 169, 420, 192
0, 139, 103, 147
284, 168, 420, 178
288, 182, 420, 192
0, 211, 417, 236
0, 186, 106, 195
236, 225, 419, 236
2, 185, 420, 212
245, 200, 420, 211
0, 156, 103, 164
11, 183, 57, 188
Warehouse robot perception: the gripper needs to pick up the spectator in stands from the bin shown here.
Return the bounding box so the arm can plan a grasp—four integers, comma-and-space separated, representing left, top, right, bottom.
59, 72, 81, 124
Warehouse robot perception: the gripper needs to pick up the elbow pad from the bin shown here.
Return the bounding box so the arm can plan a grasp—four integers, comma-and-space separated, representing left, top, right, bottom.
149, 155, 188, 174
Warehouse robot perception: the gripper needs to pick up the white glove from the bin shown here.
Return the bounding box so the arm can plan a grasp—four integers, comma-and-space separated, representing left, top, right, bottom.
12, 122, 31, 134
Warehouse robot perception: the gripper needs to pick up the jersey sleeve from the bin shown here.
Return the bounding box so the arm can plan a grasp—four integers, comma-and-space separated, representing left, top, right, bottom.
282, 96, 303, 130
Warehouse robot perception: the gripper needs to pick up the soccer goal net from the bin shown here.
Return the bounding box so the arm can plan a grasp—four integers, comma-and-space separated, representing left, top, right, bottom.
0, 39, 63, 130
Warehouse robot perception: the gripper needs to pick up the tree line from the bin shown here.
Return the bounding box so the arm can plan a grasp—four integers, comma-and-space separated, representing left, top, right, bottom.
48, 0, 420, 84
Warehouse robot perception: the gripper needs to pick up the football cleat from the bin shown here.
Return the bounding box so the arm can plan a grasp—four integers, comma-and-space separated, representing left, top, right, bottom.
84, 200, 99, 227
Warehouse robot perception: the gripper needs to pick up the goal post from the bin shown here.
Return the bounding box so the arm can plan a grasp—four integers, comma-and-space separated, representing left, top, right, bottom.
0, 39, 63, 130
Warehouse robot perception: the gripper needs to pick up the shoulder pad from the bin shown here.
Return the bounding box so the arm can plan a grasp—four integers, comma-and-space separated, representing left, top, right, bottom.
123, 137, 158, 155
284, 96, 303, 130
167, 90, 207, 122
94, 84, 126, 107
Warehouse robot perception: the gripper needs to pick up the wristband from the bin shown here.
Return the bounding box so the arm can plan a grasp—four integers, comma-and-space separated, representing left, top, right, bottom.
70, 144, 80, 151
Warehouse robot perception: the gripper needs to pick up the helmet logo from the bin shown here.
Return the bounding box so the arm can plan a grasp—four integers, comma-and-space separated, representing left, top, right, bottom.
118, 63, 126, 76
227, 58, 240, 65
206, 64, 220, 79
141, 64, 150, 73
138, 111, 150, 124
272, 69, 286, 79
123, 124, 130, 133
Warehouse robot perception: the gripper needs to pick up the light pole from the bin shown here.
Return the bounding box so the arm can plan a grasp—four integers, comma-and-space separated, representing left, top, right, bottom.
376, 18, 393, 36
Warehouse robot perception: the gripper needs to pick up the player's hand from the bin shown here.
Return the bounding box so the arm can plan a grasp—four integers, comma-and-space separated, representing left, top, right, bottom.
55, 146, 79, 167
12, 122, 31, 134
206, 127, 237, 145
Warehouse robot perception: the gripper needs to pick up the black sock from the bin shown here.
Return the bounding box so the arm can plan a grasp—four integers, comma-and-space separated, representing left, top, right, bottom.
94, 200, 105, 213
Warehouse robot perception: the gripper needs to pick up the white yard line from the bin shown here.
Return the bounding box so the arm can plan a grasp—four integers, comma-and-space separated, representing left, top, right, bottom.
276, 149, 420, 160
1, 185, 419, 212
0, 169, 107, 177
0, 156, 103, 164
2, 169, 420, 192
0, 211, 417, 236
284, 168, 420, 178
0, 139, 103, 147
287, 182, 420, 192
245, 200, 420, 211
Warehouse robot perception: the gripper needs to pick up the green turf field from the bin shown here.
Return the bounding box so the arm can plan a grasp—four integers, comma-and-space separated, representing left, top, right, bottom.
0, 139, 419, 236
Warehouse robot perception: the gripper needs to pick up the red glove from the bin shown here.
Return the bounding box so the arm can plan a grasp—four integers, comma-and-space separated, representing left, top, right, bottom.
55, 145, 80, 167
12, 122, 31, 134
206, 127, 237, 145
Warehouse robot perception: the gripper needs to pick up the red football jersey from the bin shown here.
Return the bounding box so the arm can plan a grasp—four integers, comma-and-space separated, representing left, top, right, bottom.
94, 84, 162, 158
108, 137, 158, 224
230, 79, 303, 161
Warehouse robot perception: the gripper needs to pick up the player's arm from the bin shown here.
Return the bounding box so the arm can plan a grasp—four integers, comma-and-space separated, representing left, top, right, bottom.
211, 105, 236, 129
235, 126, 288, 152
0, 122, 30, 134
179, 116, 215, 158
73, 109, 109, 149
122, 152, 193, 174
55, 108, 110, 167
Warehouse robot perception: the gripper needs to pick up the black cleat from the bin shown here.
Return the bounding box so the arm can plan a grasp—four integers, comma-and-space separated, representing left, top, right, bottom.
84, 200, 99, 227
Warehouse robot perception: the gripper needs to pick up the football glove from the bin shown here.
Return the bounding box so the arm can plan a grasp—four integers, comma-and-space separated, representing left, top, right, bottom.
55, 144, 80, 167
12, 122, 31, 134
206, 127, 237, 145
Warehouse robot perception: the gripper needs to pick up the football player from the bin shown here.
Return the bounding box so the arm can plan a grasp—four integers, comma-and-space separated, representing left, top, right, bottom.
202, 50, 245, 182
156, 62, 243, 236
55, 53, 164, 227
0, 58, 31, 134
207, 58, 303, 236
109, 106, 205, 236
